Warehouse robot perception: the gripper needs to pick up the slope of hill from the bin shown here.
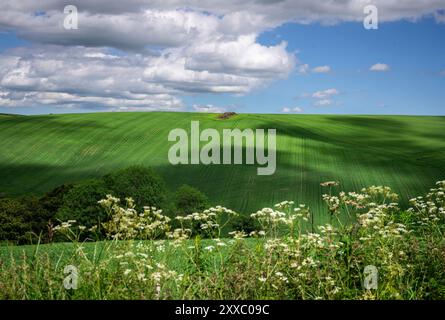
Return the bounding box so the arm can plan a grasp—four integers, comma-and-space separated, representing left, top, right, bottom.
0, 112, 444, 223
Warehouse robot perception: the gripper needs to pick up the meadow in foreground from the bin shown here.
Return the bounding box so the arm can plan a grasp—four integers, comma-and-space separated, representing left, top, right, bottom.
0, 180, 444, 300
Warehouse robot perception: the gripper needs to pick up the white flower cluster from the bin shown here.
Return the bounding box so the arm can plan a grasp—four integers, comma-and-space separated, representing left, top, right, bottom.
322, 194, 341, 214
357, 203, 407, 241
99, 195, 171, 240
176, 205, 238, 238
408, 181, 445, 226
251, 202, 310, 237
53, 220, 77, 231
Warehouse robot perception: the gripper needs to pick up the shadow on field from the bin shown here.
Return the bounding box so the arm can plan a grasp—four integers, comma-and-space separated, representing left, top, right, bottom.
1, 115, 444, 217
0, 163, 96, 198
0, 114, 111, 136
324, 115, 408, 132
255, 115, 445, 163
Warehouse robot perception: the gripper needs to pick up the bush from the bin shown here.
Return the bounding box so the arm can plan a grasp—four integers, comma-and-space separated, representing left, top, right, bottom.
174, 184, 209, 215
39, 184, 74, 242
0, 197, 47, 244
40, 183, 73, 216
55, 179, 110, 238
103, 166, 168, 210
230, 214, 259, 234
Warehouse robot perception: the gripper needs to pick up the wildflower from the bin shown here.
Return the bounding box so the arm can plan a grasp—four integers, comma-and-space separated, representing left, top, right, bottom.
320, 181, 339, 187
123, 269, 132, 276
229, 230, 247, 239
322, 194, 340, 215
215, 239, 226, 247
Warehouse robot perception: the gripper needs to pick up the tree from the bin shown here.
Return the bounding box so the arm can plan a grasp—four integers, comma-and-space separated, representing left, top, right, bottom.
56, 179, 110, 238
103, 166, 168, 210
175, 184, 208, 215
0, 197, 46, 244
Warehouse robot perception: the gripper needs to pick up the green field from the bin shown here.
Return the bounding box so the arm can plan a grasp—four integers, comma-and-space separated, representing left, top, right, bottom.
0, 112, 444, 223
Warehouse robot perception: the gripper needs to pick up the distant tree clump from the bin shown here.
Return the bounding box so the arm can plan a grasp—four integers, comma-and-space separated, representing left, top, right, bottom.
103, 166, 168, 211
0, 197, 49, 244
174, 184, 209, 215
55, 179, 110, 238
0, 167, 213, 243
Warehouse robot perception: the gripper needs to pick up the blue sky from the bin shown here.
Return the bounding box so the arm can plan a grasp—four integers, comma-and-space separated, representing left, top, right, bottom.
183, 19, 445, 115
0, 1, 444, 115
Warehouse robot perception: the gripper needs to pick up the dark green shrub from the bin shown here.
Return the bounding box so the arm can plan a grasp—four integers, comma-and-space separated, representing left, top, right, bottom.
39, 184, 74, 242
103, 166, 168, 210
175, 184, 209, 215
0, 197, 46, 244
40, 183, 73, 215
55, 179, 110, 239
230, 214, 259, 234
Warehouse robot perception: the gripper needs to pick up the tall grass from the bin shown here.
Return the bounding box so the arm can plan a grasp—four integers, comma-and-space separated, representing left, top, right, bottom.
1, 181, 444, 299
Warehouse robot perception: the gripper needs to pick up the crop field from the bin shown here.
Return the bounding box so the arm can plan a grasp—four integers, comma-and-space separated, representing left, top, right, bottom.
0, 112, 444, 223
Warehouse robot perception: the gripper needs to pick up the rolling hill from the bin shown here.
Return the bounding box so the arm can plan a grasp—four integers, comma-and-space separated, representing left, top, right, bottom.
0, 112, 444, 224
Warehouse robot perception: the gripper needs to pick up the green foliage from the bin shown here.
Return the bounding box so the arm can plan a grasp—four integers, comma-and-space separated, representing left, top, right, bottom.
0, 197, 47, 244
174, 184, 208, 215
0, 184, 75, 244
55, 179, 110, 236
0, 198, 30, 244
230, 213, 260, 234
103, 166, 167, 211
40, 183, 73, 216
1, 180, 445, 299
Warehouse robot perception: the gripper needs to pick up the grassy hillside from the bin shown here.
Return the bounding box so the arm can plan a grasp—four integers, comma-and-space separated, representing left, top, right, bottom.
0, 112, 444, 223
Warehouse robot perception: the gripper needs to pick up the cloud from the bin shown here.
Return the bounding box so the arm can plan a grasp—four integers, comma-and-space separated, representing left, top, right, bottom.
298, 64, 331, 74
312, 65, 331, 73
0, 4, 297, 110
434, 10, 445, 23
370, 63, 390, 72
309, 88, 339, 107
281, 106, 304, 113
0, 46, 184, 110
143, 34, 295, 94
313, 99, 332, 106
193, 104, 226, 113
2, 1, 442, 51
1, 1, 444, 47
312, 88, 339, 99
297, 64, 310, 75
0, 1, 443, 110
0, 35, 294, 110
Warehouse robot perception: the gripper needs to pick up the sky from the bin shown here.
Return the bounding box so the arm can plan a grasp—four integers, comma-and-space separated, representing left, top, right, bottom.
0, 1, 444, 115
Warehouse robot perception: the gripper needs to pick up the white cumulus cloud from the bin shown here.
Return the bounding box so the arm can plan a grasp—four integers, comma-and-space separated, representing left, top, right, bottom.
312, 88, 339, 99
297, 64, 310, 75
281, 106, 304, 113
0, 1, 443, 111
370, 63, 390, 72
193, 104, 227, 113
313, 99, 332, 107
281, 107, 291, 113
312, 65, 331, 73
